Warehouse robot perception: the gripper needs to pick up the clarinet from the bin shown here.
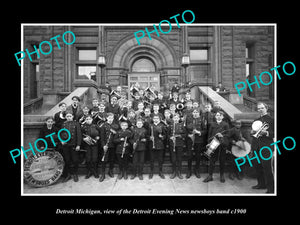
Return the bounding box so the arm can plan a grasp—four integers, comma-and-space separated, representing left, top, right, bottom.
172, 122, 176, 152
151, 125, 155, 149
121, 136, 128, 158
102, 132, 112, 161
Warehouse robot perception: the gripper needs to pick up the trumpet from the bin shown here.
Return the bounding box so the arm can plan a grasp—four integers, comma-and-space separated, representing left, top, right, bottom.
251, 121, 269, 138
83, 134, 97, 145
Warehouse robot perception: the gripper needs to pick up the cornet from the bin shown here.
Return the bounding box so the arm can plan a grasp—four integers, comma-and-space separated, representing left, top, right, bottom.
251, 121, 269, 138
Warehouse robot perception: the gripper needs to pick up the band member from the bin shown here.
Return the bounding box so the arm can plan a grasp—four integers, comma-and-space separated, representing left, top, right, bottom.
153, 92, 168, 114
94, 102, 107, 127
227, 120, 246, 180
186, 108, 207, 178
127, 109, 137, 129
38, 117, 59, 150
171, 82, 180, 94
169, 91, 180, 107
114, 121, 132, 180
90, 98, 100, 118
99, 113, 120, 182
202, 103, 214, 129
78, 105, 90, 125
66, 96, 83, 121
151, 103, 163, 120
132, 93, 142, 111
169, 103, 177, 118
54, 102, 67, 129
168, 113, 186, 179
251, 102, 274, 193
211, 100, 230, 124
149, 115, 166, 179
106, 95, 121, 121
203, 111, 229, 183
135, 102, 145, 119
60, 111, 82, 182
81, 115, 100, 179
131, 119, 149, 180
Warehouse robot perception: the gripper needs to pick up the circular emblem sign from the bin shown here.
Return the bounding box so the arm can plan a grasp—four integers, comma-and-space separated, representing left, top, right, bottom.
24, 151, 64, 187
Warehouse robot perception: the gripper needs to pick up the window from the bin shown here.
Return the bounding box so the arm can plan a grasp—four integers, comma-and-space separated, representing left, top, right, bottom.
78, 49, 97, 61
78, 66, 96, 80
246, 42, 255, 97
132, 58, 156, 72
76, 48, 97, 81
190, 49, 208, 61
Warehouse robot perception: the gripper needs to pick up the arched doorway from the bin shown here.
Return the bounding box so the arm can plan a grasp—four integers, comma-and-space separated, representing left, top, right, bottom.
128, 57, 160, 97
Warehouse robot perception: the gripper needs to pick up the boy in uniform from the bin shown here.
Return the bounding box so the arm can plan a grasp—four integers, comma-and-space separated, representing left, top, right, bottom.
99, 113, 120, 182
149, 115, 166, 179
186, 108, 207, 178
168, 113, 186, 179
60, 111, 82, 182
113, 121, 132, 180
131, 119, 149, 180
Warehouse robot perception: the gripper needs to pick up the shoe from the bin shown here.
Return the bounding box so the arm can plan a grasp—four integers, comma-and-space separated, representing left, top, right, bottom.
195, 170, 201, 179
159, 172, 165, 179
117, 172, 123, 180
228, 173, 234, 180
177, 171, 183, 179
203, 175, 213, 183
220, 174, 225, 183
186, 170, 192, 179
138, 174, 143, 180
252, 184, 266, 189
108, 169, 114, 178
130, 174, 136, 180
62, 174, 71, 183
73, 174, 79, 182
85, 170, 92, 179
170, 172, 176, 179
99, 174, 105, 182
149, 172, 153, 179
123, 171, 128, 180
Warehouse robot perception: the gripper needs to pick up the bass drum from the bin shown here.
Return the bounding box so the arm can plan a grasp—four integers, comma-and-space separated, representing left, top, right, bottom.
231, 141, 251, 158
24, 150, 64, 188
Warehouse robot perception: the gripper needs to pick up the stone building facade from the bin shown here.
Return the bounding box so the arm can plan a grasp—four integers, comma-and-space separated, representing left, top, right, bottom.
23, 25, 275, 108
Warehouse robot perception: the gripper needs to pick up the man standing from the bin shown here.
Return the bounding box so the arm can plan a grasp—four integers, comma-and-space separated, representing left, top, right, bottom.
251, 102, 274, 193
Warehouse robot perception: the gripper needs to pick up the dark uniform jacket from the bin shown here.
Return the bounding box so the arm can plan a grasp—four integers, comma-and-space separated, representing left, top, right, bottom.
66, 104, 83, 122
168, 121, 186, 147
100, 121, 119, 149
105, 103, 121, 120
113, 129, 133, 155
251, 114, 274, 151
54, 111, 67, 129
60, 120, 82, 146
186, 117, 207, 144
38, 125, 59, 149
150, 122, 167, 150
132, 127, 149, 151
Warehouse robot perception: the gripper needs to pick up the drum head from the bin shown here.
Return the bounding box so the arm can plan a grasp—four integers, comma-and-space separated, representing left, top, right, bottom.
232, 141, 251, 158
24, 151, 64, 187
252, 120, 263, 131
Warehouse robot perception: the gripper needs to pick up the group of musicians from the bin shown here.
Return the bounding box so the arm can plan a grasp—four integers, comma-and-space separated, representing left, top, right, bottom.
38, 83, 274, 193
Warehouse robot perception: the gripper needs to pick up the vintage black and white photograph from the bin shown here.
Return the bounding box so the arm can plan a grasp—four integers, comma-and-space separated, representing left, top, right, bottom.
21, 23, 276, 195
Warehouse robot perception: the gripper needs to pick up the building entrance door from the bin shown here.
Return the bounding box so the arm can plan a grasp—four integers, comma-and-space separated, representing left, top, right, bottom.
128, 73, 160, 98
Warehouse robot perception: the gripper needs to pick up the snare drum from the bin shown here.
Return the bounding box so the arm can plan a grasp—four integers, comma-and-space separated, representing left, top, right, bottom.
204, 137, 220, 158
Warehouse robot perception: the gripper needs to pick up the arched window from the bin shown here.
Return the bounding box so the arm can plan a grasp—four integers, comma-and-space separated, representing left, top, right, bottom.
131, 58, 156, 72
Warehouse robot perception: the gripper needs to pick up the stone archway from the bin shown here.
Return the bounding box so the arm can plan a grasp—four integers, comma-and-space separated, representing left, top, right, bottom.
109, 35, 178, 69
